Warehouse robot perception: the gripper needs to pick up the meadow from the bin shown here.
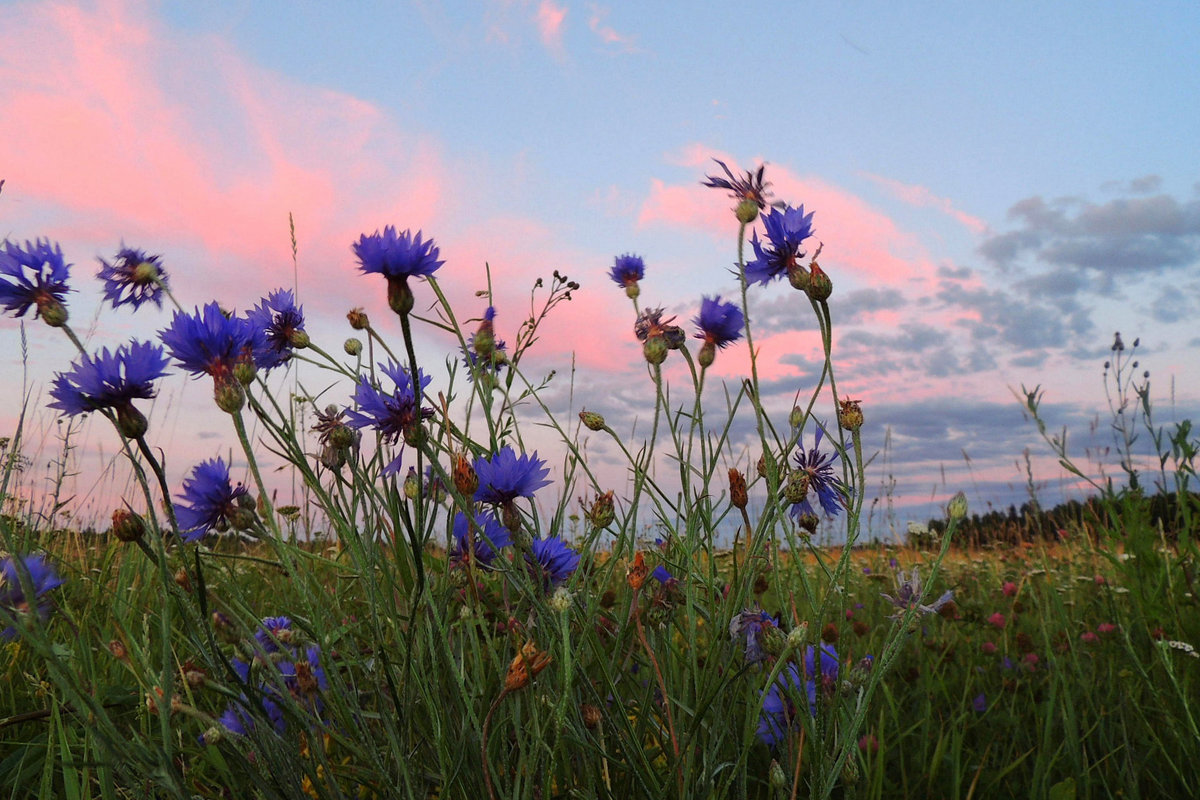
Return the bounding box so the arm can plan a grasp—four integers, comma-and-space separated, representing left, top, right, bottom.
1, 162, 1198, 799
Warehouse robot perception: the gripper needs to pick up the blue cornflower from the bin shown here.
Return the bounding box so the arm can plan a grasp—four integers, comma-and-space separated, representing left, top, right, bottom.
463, 307, 507, 381
1, 554, 65, 640
344, 361, 433, 476
702, 159, 773, 211
0, 238, 71, 325
527, 536, 580, 587
789, 428, 849, 521
650, 564, 676, 585
450, 510, 512, 568
48, 340, 170, 438
473, 446, 552, 505
96, 247, 168, 310
693, 295, 744, 360
972, 693, 987, 713
744, 205, 815, 286
174, 458, 248, 542
353, 226, 443, 316
253, 616, 295, 654
609, 253, 645, 296
730, 608, 780, 664
757, 643, 839, 747
160, 301, 261, 381
879, 567, 955, 620
218, 642, 327, 738
244, 289, 306, 371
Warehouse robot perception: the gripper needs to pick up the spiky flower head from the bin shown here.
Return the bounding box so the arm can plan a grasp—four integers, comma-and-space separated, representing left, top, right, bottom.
96, 247, 169, 310
344, 362, 433, 476
159, 302, 263, 411
730, 608, 780, 664
609, 254, 645, 298
48, 340, 170, 438
473, 446, 552, 505
527, 536, 580, 588
1, 554, 65, 640
353, 226, 443, 315
449, 510, 511, 569
0, 238, 71, 325
702, 159, 774, 222
463, 307, 508, 382
244, 289, 307, 371
744, 205, 816, 286
879, 567, 955, 620
174, 458, 249, 542
694, 295, 743, 366
788, 428, 848, 521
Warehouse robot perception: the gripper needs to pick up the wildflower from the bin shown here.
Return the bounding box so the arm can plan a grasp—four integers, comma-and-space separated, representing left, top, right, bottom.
702, 159, 773, 223
972, 693, 987, 713
730, 608, 779, 664
0, 238, 71, 325
1080, 631, 1099, 644
626, 551, 649, 590
837, 399, 863, 432
729, 468, 748, 509
96, 247, 168, 310
244, 289, 307, 371
981, 641, 997, 654
160, 302, 262, 411
584, 490, 615, 529
988, 612, 1007, 629
110, 508, 146, 543
527, 536, 580, 587
1097, 622, 1117, 635
633, 306, 685, 364
174, 458, 249, 541
254, 616, 295, 654
693, 295, 743, 367
858, 734, 879, 754
788, 428, 848, 520
1001, 581, 1018, 597
609, 253, 645, 298
463, 307, 507, 381
650, 564, 676, 586
879, 567, 955, 619
1, 555, 65, 640
758, 644, 839, 747
579, 410, 606, 432
48, 340, 170, 438
473, 447, 552, 505
449, 510, 511, 568
1022, 652, 1039, 668
343, 361, 433, 476
353, 226, 443, 316
312, 405, 359, 471
505, 640, 552, 691
743, 205, 815, 286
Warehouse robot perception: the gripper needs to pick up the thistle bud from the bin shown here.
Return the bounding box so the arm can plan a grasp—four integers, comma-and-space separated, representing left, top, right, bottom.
807, 263, 833, 301
110, 508, 145, 543
579, 410, 606, 431
729, 468, 748, 510
344, 337, 363, 356
644, 336, 668, 365
347, 307, 370, 330
948, 490, 969, 521
452, 452, 479, 497
784, 470, 811, 504
735, 198, 760, 224
838, 399, 863, 432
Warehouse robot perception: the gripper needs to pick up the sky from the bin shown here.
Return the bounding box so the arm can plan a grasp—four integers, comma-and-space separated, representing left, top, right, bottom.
2, 0, 1198, 542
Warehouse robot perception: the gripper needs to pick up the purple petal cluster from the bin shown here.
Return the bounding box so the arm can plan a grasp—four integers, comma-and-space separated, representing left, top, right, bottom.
608, 253, 645, 289
353, 226, 443, 280
729, 608, 779, 664
693, 295, 744, 348
96, 247, 168, 310
449, 510, 512, 568
744, 205, 815, 286
344, 362, 433, 475
527, 536, 580, 587
174, 458, 248, 541
159, 302, 261, 382
0, 238, 71, 320
702, 159, 772, 210
789, 428, 848, 520
1, 555, 65, 640
48, 340, 170, 416
473, 446, 552, 504
244, 289, 306, 371
879, 567, 955, 619
757, 644, 839, 747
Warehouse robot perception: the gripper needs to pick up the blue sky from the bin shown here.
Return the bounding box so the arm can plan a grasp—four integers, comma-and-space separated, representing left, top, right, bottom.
2, 0, 1198, 539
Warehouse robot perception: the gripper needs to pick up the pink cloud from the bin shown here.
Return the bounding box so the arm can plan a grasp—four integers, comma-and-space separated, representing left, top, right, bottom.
862, 173, 989, 235
536, 0, 568, 58
587, 5, 637, 53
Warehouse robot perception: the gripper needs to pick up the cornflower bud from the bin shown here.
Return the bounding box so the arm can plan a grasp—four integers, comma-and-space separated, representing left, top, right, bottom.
581, 703, 603, 730
579, 410, 606, 432
644, 336, 668, 365
787, 260, 810, 292
174, 567, 192, 593
786, 622, 808, 653
115, 404, 149, 440
784, 470, 810, 505
38, 297, 69, 328
728, 468, 748, 510
213, 377, 245, 414
769, 760, 787, 791
586, 490, 615, 529
626, 551, 648, 591
948, 490, 969, 521
761, 622, 787, 657
697, 341, 716, 368
807, 263, 833, 301
111, 508, 145, 543
289, 329, 310, 349
344, 337, 363, 356
549, 586, 573, 614
796, 512, 819, 535
505, 641, 552, 691
789, 406, 806, 429
838, 399, 863, 431
403, 467, 421, 500
347, 307, 370, 329
452, 451, 479, 497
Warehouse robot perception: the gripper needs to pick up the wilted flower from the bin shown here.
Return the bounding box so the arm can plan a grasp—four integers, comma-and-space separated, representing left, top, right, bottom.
96, 247, 168, 310
0, 238, 71, 325
449, 510, 511, 569
879, 567, 955, 619
353, 226, 443, 315
527, 536, 580, 587
343, 361, 433, 476
609, 254, 645, 298
1, 554, 65, 640
730, 608, 780, 664
312, 404, 359, 471
244, 289, 306, 370
744, 206, 815, 286
505, 640, 552, 691
788, 428, 848, 520
473, 447, 552, 505
174, 458, 249, 541
463, 307, 508, 380
48, 340, 170, 438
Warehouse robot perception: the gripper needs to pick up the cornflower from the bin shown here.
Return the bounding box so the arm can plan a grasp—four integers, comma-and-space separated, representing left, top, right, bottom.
473, 446, 552, 505
159, 302, 263, 412
609, 253, 645, 298
450, 510, 512, 569
702, 159, 773, 222
244, 289, 307, 371
879, 567, 955, 619
48, 340, 170, 438
0, 238, 71, 326
463, 307, 508, 381
730, 608, 782, 664
693, 295, 743, 367
174, 458, 249, 542
788, 428, 848, 520
527, 536, 580, 587
96, 247, 168, 310
353, 226, 443, 315
757, 643, 839, 747
343, 361, 433, 476
744, 205, 816, 286
1, 555, 65, 640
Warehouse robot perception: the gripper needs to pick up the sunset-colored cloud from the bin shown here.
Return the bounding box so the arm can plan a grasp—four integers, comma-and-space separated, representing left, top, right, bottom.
587, 5, 638, 53
536, 0, 568, 58
862, 173, 989, 234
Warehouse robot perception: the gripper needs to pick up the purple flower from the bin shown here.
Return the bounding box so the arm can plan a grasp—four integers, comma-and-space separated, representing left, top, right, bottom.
1, 554, 65, 640
473, 446, 552, 504
218, 638, 328, 738
174, 458, 248, 541
450, 510, 511, 568
609, 254, 645, 289
757, 643, 839, 747
159, 301, 261, 382
353, 226, 443, 280
972, 693, 987, 713
879, 567, 955, 619
96, 247, 168, 310
744, 205, 815, 286
463, 307, 507, 380
344, 361, 433, 476
702, 159, 773, 210
0, 238, 71, 323
48, 341, 170, 437
527, 536, 580, 587
693, 295, 743, 348
244, 289, 306, 371
253, 616, 295, 654
729, 608, 779, 664
650, 564, 675, 585
789, 428, 848, 520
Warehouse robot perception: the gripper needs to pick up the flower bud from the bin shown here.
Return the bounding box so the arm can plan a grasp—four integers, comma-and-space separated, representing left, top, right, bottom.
789, 406, 805, 429
229, 506, 257, 531
452, 451, 479, 497
403, 467, 421, 500
38, 297, 69, 328
644, 336, 668, 365
735, 198, 760, 224
581, 703, 602, 730
586, 490, 615, 529
115, 403, 149, 439
344, 337, 363, 356
626, 551, 648, 591
233, 354, 257, 387
663, 326, 686, 350
728, 468, 748, 510
387, 276, 415, 316
624, 283, 640, 300
111, 508, 146, 543
786, 623, 808, 653
769, 760, 787, 791
174, 567, 192, 593
579, 410, 606, 431
787, 260, 810, 292
807, 263, 833, 301
328, 423, 357, 450
838, 399, 863, 432
347, 307, 370, 330
108, 639, 128, 660
213, 377, 245, 413
549, 586, 573, 614
761, 622, 787, 657
796, 512, 819, 535
289, 329, 310, 349
783, 470, 810, 505
698, 341, 716, 368
948, 490, 969, 521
